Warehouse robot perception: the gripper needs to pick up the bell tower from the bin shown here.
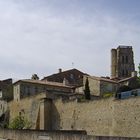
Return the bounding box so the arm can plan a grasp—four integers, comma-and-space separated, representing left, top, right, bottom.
111, 46, 135, 79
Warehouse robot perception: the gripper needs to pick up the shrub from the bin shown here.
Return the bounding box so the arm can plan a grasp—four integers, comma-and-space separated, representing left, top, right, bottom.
8, 116, 31, 129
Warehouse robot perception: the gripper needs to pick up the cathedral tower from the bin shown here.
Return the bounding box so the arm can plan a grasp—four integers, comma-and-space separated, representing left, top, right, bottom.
111, 46, 135, 79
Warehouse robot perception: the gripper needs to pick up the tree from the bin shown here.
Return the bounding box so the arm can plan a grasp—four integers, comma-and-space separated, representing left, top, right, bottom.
8, 115, 31, 129
138, 63, 140, 78
117, 85, 132, 93
31, 74, 39, 80
84, 78, 91, 100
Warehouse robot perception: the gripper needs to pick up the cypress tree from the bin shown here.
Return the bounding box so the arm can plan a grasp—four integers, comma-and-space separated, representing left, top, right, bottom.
84, 78, 91, 100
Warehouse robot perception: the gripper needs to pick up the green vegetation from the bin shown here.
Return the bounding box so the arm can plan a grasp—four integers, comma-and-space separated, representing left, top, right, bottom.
117, 85, 132, 93
84, 78, 91, 100
103, 92, 114, 98
137, 64, 140, 83
138, 63, 140, 77
8, 115, 31, 129
31, 74, 39, 80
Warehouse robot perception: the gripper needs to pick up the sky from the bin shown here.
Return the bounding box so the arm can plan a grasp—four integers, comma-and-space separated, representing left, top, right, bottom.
0, 0, 140, 80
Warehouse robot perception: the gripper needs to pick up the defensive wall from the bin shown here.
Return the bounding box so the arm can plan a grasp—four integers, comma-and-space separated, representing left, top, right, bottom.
8, 93, 47, 129
0, 129, 140, 140
8, 93, 140, 138
50, 96, 140, 138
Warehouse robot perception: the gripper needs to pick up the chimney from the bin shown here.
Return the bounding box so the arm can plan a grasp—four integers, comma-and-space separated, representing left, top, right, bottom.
58, 68, 62, 73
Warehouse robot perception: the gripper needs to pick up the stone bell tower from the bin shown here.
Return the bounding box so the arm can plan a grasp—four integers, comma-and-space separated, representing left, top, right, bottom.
111, 45, 135, 79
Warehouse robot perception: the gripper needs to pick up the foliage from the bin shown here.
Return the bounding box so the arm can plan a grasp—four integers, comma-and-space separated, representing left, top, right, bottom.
31, 74, 39, 80
117, 85, 132, 93
138, 63, 140, 77
103, 92, 114, 98
8, 115, 32, 129
84, 78, 91, 100
77, 95, 86, 102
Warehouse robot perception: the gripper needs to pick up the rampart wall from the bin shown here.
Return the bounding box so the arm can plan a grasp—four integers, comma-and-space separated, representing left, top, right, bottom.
52, 97, 140, 138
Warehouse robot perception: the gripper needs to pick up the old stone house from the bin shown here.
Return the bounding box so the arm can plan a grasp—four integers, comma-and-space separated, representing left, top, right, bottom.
13, 79, 74, 101
0, 79, 13, 101
76, 75, 118, 96
42, 68, 88, 86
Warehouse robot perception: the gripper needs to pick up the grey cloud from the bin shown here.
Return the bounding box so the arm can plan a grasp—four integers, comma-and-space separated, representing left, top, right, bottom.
0, 1, 139, 79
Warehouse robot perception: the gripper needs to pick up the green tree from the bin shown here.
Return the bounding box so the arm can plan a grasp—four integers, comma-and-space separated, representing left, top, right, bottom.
138, 63, 140, 77
31, 74, 39, 80
84, 78, 91, 100
9, 115, 31, 129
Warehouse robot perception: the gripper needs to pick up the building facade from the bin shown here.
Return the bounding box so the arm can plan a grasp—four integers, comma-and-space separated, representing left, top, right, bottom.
76, 75, 118, 96
111, 46, 135, 79
13, 80, 74, 101
42, 68, 88, 86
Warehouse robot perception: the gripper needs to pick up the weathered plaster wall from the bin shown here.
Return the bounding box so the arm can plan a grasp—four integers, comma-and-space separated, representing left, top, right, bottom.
52, 97, 140, 138
8, 93, 47, 129
83, 76, 100, 96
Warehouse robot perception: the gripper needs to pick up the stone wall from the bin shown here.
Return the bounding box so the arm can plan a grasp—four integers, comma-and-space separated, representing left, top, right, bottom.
8, 92, 140, 138
0, 129, 87, 140
83, 76, 117, 96
83, 76, 100, 96
0, 129, 139, 140
51, 97, 140, 138
8, 93, 47, 129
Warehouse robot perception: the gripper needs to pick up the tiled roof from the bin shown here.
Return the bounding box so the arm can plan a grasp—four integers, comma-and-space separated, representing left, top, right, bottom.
87, 76, 118, 84
118, 76, 136, 83
42, 68, 88, 86
13, 79, 73, 88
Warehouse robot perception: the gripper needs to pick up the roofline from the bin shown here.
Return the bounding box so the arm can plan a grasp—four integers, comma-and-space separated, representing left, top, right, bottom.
13, 79, 74, 89
85, 75, 118, 84
41, 68, 89, 81
118, 76, 137, 83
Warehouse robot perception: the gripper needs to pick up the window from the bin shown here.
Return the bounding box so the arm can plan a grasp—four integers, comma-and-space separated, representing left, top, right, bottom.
122, 56, 125, 64
126, 69, 128, 76
122, 69, 125, 76
27, 86, 30, 96
70, 74, 74, 79
126, 56, 128, 64
35, 86, 38, 93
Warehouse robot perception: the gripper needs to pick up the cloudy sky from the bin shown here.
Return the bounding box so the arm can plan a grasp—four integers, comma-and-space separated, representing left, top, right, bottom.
0, 0, 140, 79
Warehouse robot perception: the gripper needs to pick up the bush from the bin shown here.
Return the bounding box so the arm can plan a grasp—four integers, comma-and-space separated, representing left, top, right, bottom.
117, 85, 132, 93
103, 93, 114, 98
8, 116, 31, 129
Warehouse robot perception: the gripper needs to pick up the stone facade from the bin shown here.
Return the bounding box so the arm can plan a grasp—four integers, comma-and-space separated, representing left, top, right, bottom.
75, 75, 118, 96
42, 68, 88, 86
51, 97, 140, 137
13, 80, 74, 101
111, 46, 135, 79
0, 79, 13, 101
9, 92, 140, 138
0, 129, 87, 140
0, 129, 139, 140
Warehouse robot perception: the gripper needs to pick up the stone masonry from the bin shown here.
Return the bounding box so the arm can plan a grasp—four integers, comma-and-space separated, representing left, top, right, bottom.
111, 46, 135, 79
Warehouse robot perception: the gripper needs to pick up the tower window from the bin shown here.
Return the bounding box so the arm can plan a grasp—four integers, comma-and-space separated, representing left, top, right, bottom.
122, 56, 125, 64
126, 56, 128, 64
122, 69, 125, 76
126, 70, 128, 76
